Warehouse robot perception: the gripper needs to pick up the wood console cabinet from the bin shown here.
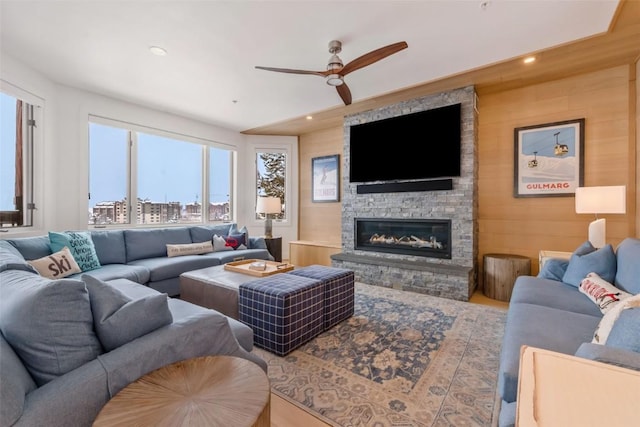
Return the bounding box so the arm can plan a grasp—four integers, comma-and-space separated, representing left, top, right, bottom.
517, 346, 640, 426
289, 240, 341, 267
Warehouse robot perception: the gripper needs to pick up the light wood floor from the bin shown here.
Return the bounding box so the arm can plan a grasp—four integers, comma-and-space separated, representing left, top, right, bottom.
269, 288, 509, 427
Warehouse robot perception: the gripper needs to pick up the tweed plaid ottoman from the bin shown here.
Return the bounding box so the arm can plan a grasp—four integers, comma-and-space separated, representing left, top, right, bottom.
238, 274, 324, 356
287, 265, 355, 330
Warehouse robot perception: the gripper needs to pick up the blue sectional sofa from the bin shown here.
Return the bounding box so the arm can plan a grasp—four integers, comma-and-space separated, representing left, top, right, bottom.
496, 237, 640, 427
2, 223, 273, 297
0, 223, 271, 426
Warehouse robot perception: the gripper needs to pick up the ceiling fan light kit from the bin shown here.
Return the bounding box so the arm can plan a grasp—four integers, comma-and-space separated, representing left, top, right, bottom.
326, 74, 344, 86
255, 39, 408, 106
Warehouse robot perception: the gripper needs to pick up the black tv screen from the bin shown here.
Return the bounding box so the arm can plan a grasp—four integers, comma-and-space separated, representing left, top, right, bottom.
349, 103, 461, 183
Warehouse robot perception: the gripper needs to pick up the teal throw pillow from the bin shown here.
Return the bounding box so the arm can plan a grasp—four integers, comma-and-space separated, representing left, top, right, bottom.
82, 275, 173, 351
49, 231, 101, 272
562, 243, 616, 287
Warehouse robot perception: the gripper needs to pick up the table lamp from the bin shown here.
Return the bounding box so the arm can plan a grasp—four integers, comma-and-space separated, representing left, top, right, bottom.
256, 196, 281, 238
575, 185, 626, 248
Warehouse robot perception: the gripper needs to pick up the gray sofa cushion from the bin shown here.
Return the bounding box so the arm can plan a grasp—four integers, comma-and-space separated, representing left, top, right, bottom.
0, 333, 37, 426
124, 227, 192, 262
14, 358, 110, 427
498, 303, 601, 403
90, 229, 127, 264
0, 240, 37, 274
0, 270, 102, 386
614, 237, 640, 294
606, 307, 640, 353
6, 236, 51, 260
128, 255, 221, 282
76, 263, 151, 284
82, 275, 173, 351
575, 342, 640, 372
562, 243, 616, 287
510, 276, 602, 317
203, 248, 272, 264
536, 258, 569, 281
189, 224, 233, 243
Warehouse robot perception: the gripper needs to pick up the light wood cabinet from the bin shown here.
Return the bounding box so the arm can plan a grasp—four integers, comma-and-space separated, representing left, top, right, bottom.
517, 346, 640, 427
289, 240, 341, 267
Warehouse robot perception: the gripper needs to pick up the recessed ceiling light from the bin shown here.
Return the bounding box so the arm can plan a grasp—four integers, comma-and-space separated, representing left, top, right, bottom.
523, 56, 536, 64
306, 116, 313, 120
149, 46, 167, 56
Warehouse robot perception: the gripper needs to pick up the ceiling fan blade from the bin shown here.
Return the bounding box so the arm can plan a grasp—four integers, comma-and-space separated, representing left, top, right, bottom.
340, 41, 408, 76
336, 83, 352, 106
255, 66, 328, 77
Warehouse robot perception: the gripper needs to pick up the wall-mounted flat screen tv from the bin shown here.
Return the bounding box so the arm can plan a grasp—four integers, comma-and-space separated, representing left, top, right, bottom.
349, 103, 461, 183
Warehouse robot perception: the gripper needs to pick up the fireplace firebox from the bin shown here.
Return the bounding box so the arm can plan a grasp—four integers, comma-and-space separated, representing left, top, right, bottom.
355, 218, 451, 259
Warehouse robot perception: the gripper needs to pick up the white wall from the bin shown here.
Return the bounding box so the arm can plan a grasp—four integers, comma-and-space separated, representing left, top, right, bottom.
1, 52, 298, 258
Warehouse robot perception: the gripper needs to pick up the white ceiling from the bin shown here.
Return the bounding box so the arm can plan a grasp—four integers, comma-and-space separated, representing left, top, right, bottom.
0, 0, 619, 132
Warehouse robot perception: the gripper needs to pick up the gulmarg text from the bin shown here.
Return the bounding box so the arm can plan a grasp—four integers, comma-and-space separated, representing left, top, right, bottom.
525, 182, 570, 190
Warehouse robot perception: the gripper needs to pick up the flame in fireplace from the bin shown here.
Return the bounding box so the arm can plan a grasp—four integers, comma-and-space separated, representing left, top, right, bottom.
369, 233, 443, 249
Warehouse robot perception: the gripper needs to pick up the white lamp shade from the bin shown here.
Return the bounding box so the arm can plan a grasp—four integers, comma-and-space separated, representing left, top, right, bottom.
575, 186, 626, 214
256, 196, 281, 214
575, 185, 625, 249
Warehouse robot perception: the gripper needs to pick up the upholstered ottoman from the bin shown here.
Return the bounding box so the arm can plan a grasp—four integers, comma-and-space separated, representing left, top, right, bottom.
238, 274, 324, 356
287, 265, 355, 330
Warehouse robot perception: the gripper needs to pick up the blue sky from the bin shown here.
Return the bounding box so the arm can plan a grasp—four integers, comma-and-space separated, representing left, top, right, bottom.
520, 125, 577, 158
1, 93, 18, 210
89, 123, 231, 208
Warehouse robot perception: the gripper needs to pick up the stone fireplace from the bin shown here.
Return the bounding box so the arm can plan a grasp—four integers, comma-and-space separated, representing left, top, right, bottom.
331, 86, 478, 301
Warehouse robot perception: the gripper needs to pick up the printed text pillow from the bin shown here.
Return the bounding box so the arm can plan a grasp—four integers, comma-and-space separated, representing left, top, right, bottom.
579, 272, 631, 314
166, 241, 213, 257
28, 247, 81, 279
49, 231, 101, 272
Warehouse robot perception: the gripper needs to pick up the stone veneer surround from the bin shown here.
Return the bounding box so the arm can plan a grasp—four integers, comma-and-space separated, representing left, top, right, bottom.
331, 86, 478, 301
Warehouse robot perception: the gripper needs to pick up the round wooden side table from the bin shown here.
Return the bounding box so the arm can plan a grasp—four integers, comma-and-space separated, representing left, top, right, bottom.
483, 253, 531, 302
93, 355, 270, 427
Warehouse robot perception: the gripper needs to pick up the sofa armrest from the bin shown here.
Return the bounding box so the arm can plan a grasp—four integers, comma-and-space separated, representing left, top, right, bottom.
96, 307, 266, 398
575, 342, 640, 372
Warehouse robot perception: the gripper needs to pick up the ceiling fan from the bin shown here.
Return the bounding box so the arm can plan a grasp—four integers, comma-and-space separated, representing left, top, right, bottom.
255, 40, 408, 106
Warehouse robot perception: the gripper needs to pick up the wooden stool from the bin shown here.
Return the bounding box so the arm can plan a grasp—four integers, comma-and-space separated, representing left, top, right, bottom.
93, 356, 270, 427
483, 253, 531, 302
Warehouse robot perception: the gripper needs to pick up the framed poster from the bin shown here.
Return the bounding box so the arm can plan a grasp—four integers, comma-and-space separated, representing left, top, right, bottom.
514, 118, 584, 198
312, 154, 340, 202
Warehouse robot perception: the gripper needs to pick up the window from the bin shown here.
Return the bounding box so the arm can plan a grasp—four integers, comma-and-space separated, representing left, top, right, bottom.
256, 150, 286, 220
0, 91, 37, 229
89, 118, 234, 226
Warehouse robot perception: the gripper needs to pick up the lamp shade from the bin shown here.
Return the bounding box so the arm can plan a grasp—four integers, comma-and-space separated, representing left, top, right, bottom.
256, 196, 281, 214
575, 186, 626, 214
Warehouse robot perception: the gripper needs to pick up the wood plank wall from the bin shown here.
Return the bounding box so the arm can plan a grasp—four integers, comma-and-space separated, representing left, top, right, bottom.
298, 65, 638, 281
478, 65, 636, 279
298, 126, 343, 243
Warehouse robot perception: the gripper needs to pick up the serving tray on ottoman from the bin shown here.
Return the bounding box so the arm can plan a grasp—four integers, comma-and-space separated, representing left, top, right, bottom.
223, 259, 294, 277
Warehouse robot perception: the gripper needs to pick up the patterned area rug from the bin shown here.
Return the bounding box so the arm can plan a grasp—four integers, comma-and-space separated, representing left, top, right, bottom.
254, 283, 507, 427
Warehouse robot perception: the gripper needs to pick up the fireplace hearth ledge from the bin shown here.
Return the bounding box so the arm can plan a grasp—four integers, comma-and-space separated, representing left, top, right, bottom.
331, 252, 475, 301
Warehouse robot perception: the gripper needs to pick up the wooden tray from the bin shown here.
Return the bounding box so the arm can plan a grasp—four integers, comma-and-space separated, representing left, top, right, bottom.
223, 259, 294, 277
